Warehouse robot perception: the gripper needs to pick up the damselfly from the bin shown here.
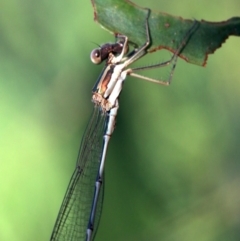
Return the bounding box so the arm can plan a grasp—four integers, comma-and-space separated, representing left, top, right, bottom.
50, 9, 198, 241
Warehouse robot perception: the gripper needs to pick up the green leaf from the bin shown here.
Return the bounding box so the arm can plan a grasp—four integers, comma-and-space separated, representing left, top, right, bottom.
91, 0, 240, 66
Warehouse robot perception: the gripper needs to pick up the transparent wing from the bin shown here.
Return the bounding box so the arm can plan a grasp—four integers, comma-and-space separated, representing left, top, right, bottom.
50, 106, 107, 241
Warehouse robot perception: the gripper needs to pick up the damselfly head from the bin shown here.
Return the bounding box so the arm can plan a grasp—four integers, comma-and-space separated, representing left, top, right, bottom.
90, 40, 128, 65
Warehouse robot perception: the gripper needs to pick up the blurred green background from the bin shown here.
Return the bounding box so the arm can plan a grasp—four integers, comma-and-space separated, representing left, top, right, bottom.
1, 0, 240, 240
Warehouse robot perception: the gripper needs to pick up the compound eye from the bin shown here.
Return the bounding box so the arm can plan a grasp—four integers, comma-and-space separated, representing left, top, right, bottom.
90, 48, 102, 64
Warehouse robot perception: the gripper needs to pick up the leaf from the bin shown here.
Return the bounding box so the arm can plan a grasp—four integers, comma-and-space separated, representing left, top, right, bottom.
91, 0, 240, 66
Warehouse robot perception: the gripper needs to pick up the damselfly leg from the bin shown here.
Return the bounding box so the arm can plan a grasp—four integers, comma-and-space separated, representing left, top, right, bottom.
128, 20, 199, 85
